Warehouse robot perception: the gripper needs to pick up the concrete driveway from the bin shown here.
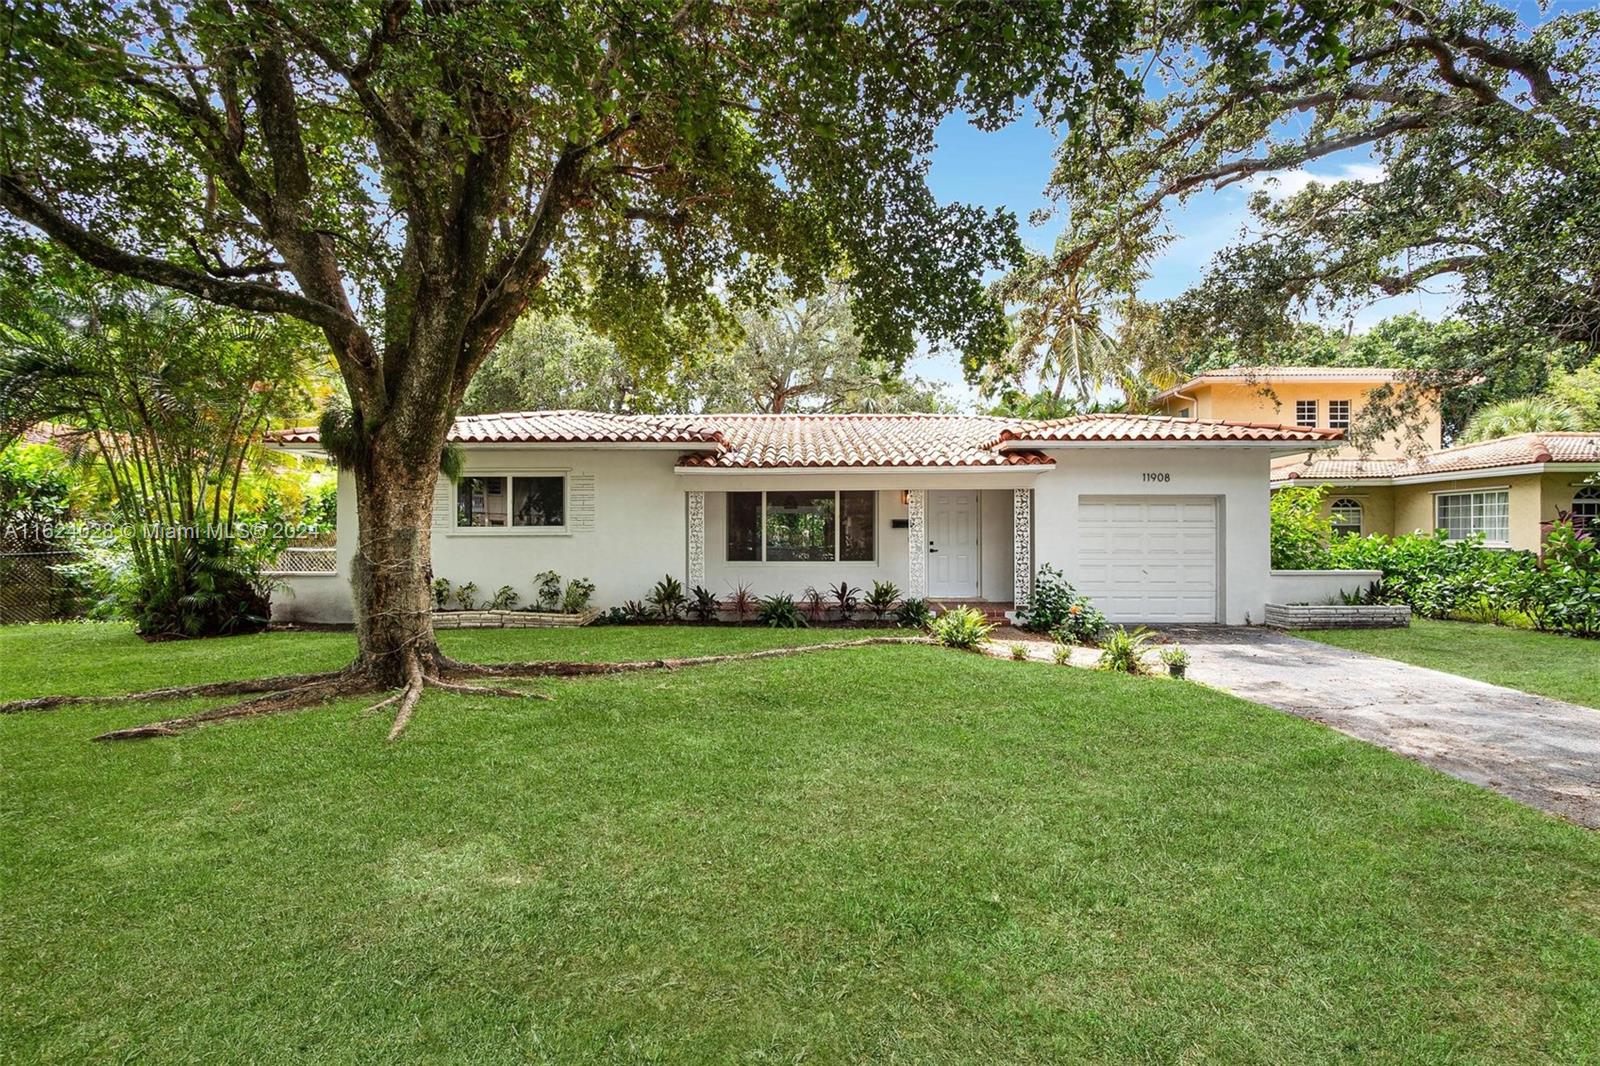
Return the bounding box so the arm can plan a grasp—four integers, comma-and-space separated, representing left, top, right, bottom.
1154, 626, 1600, 828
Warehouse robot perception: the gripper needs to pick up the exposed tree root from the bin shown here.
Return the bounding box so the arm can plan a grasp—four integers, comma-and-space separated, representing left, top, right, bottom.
424, 676, 554, 701
385, 659, 426, 743
79, 635, 935, 743
0, 670, 350, 715
92, 676, 365, 741
450, 636, 934, 679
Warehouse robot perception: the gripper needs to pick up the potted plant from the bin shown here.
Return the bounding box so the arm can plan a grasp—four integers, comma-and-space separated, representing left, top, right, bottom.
1159, 645, 1191, 679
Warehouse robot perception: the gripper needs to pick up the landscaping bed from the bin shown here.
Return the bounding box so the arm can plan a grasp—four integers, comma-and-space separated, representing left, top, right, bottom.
1264, 603, 1411, 629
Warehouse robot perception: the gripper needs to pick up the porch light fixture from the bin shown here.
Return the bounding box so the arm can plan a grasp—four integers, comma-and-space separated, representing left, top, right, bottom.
901, 489, 910, 506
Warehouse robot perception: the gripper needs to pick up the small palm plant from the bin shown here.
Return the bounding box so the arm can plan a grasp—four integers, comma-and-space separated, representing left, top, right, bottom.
830, 581, 862, 621
647, 574, 686, 621
864, 580, 900, 621
724, 582, 757, 623
1097, 626, 1154, 674
688, 585, 720, 622
800, 585, 829, 622
929, 605, 994, 649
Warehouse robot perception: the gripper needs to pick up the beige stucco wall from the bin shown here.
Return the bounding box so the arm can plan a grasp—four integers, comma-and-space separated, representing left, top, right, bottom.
1314, 486, 1397, 539
1161, 380, 1441, 459
1391, 474, 1545, 551
1543, 473, 1597, 525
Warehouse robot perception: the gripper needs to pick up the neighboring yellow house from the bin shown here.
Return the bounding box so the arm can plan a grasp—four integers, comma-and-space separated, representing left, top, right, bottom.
1153, 366, 1443, 461
1153, 367, 1600, 552
1271, 434, 1600, 552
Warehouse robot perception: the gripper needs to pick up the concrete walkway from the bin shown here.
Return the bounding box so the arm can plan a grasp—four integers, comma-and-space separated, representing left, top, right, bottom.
1153, 626, 1600, 828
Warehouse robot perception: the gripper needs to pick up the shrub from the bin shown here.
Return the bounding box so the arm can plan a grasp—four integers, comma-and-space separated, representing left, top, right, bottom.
929, 605, 994, 649
800, 586, 829, 622
1097, 626, 1154, 674
1009, 642, 1029, 661
430, 577, 452, 611
131, 539, 272, 638
1524, 521, 1599, 636
757, 592, 807, 628
1270, 485, 1335, 569
622, 599, 651, 623
864, 580, 900, 621
725, 582, 757, 622
647, 574, 686, 620
453, 581, 479, 611
487, 584, 520, 610
1327, 530, 1538, 619
1159, 645, 1190, 678
830, 581, 862, 620
562, 577, 596, 614
1020, 565, 1107, 642
688, 584, 720, 622
533, 570, 563, 611
1051, 643, 1074, 665
595, 605, 630, 625
893, 597, 932, 628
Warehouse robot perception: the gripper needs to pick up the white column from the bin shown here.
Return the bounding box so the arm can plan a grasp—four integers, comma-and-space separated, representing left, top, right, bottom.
1013, 488, 1032, 610
686, 491, 706, 586
906, 489, 926, 598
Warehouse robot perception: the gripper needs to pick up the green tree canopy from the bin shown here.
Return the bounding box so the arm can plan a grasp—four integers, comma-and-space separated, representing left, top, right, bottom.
0, 0, 1191, 690
1043, 0, 1600, 385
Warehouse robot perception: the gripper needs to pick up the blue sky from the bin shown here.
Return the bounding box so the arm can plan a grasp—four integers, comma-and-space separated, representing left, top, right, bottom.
907, 107, 1459, 407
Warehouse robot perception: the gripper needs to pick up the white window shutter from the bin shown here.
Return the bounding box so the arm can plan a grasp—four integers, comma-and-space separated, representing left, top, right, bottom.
432, 479, 453, 529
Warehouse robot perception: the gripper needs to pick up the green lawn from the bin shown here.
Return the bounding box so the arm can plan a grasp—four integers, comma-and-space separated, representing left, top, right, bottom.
4, 623, 1599, 1062
1296, 618, 1600, 709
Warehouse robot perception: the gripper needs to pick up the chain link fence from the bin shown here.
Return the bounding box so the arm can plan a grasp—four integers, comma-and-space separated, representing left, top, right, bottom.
0, 545, 82, 624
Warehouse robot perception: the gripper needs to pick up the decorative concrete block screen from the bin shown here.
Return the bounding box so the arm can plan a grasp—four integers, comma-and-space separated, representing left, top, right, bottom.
1263, 603, 1411, 629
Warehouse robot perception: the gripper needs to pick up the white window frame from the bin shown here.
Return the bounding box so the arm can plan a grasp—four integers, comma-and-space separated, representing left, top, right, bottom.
1434, 489, 1510, 546
1329, 497, 1363, 536
725, 490, 878, 564
1328, 399, 1351, 430
452, 471, 570, 535
1295, 399, 1318, 428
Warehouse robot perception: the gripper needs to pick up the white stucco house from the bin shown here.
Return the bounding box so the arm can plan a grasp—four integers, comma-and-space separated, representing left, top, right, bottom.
266, 410, 1356, 626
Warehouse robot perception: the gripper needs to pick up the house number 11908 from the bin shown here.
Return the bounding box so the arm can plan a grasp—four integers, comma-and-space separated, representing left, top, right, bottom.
1142, 472, 1172, 483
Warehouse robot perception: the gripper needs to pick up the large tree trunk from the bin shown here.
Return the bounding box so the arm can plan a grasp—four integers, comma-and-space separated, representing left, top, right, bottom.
349, 436, 450, 687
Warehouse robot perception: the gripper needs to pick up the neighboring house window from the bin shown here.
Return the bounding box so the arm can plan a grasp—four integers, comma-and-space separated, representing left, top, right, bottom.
1330, 497, 1363, 536
1295, 400, 1318, 427
1435, 490, 1510, 545
1572, 486, 1600, 529
456, 474, 566, 529
1177, 406, 1191, 419
724, 490, 877, 562
1328, 400, 1351, 429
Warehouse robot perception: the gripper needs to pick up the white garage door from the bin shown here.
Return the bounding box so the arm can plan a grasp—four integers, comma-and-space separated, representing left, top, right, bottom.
1075, 496, 1219, 623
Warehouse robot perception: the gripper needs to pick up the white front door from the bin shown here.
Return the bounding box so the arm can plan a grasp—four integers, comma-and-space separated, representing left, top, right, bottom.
927, 490, 980, 597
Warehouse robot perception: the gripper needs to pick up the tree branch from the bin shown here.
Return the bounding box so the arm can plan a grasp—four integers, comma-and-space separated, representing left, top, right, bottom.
0, 174, 360, 339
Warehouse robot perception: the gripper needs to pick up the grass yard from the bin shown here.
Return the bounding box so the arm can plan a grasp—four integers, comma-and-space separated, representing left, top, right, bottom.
1297, 618, 1600, 709
4, 623, 1599, 1062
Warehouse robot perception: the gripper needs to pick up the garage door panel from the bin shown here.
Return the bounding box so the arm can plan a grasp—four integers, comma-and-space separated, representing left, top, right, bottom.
1073, 496, 1219, 623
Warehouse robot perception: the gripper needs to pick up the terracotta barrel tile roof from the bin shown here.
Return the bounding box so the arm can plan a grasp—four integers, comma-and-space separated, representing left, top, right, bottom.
991, 414, 1343, 445
1272, 432, 1600, 483
269, 410, 1341, 468
673, 413, 1048, 468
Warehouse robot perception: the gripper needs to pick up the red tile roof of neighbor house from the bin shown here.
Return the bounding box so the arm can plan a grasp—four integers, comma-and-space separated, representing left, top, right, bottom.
1272, 432, 1600, 484
1153, 365, 1418, 404
266, 410, 1342, 468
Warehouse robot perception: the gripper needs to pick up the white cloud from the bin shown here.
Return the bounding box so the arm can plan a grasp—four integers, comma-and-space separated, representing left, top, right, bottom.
1242, 161, 1386, 200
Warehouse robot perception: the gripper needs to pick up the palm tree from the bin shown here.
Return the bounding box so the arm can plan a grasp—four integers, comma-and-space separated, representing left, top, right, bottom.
1460, 397, 1581, 442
